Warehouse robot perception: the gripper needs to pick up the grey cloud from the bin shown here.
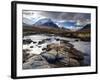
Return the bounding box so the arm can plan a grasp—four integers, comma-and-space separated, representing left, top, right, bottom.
23, 10, 91, 23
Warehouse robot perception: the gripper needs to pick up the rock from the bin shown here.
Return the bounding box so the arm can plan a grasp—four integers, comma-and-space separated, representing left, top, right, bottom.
33, 41, 37, 44
45, 38, 51, 41
47, 43, 55, 49
23, 52, 30, 63
42, 48, 47, 51
23, 55, 50, 69
65, 43, 74, 48
23, 49, 35, 63
23, 63, 32, 69
40, 52, 57, 63
38, 46, 41, 48
69, 48, 84, 60
46, 44, 53, 51
60, 40, 69, 44
57, 52, 70, 66
23, 49, 30, 63
23, 39, 33, 44
75, 39, 79, 42
41, 49, 70, 66
47, 49, 58, 55
30, 46, 33, 48
47, 42, 73, 52
56, 38, 60, 41
69, 58, 80, 66
38, 40, 45, 45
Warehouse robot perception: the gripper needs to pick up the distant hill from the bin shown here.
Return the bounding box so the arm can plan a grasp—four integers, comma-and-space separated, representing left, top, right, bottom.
78, 24, 91, 32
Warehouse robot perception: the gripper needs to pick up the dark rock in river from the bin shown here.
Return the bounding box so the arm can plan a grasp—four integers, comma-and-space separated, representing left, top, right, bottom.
23, 55, 50, 69
30, 46, 33, 48
45, 38, 51, 41
56, 38, 60, 41
33, 41, 37, 44
42, 48, 47, 51
60, 39, 69, 44
38, 40, 46, 45
75, 39, 79, 42
23, 39, 33, 44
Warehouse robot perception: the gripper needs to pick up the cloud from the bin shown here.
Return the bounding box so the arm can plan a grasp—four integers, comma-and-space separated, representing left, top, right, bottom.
23, 10, 91, 24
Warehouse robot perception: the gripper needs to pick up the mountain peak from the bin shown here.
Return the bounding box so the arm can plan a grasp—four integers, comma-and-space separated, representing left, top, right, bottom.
34, 18, 58, 28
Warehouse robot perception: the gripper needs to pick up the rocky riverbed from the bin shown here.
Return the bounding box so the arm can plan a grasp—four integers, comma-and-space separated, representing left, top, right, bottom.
22, 34, 90, 69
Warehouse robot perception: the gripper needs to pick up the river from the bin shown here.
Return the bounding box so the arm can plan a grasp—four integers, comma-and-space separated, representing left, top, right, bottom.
23, 34, 91, 66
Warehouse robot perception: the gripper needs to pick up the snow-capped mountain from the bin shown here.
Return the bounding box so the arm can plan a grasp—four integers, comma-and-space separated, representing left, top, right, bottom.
34, 18, 58, 28
23, 16, 47, 26
23, 15, 87, 31
23, 16, 58, 28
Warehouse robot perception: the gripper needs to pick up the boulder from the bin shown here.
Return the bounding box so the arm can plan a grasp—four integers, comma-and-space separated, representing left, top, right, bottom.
75, 39, 79, 42
23, 55, 50, 69
69, 58, 80, 66
38, 40, 46, 45
30, 46, 34, 48
40, 52, 57, 63
60, 39, 69, 44
33, 41, 37, 44
45, 38, 51, 41
57, 52, 70, 66
23, 49, 31, 63
23, 39, 33, 44
55, 38, 60, 41
69, 48, 84, 60
65, 43, 74, 49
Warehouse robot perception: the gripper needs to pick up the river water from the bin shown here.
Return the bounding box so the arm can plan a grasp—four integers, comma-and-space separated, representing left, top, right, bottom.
23, 34, 91, 66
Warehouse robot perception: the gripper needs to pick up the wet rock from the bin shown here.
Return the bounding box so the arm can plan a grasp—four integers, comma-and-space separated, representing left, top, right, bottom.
75, 39, 79, 42
23, 55, 50, 69
42, 48, 47, 51
33, 41, 37, 44
38, 46, 41, 48
40, 52, 57, 63
23, 52, 30, 63
23, 39, 33, 44
69, 48, 84, 60
30, 46, 33, 48
38, 40, 46, 45
47, 44, 54, 50
45, 38, 51, 41
65, 43, 74, 48
60, 40, 69, 44
56, 38, 60, 41
23, 49, 34, 63
41, 49, 70, 66
69, 58, 80, 66
57, 52, 70, 66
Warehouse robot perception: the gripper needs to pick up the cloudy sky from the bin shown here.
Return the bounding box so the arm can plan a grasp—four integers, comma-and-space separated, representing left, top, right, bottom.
23, 10, 91, 25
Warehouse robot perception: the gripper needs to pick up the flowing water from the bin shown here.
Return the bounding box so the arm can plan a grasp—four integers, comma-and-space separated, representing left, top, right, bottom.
23, 34, 91, 66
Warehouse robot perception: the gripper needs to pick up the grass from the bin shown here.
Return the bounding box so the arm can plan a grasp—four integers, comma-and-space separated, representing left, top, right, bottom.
23, 25, 91, 41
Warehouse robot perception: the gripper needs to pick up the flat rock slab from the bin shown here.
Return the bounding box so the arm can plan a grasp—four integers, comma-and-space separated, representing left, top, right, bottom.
23, 55, 50, 69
